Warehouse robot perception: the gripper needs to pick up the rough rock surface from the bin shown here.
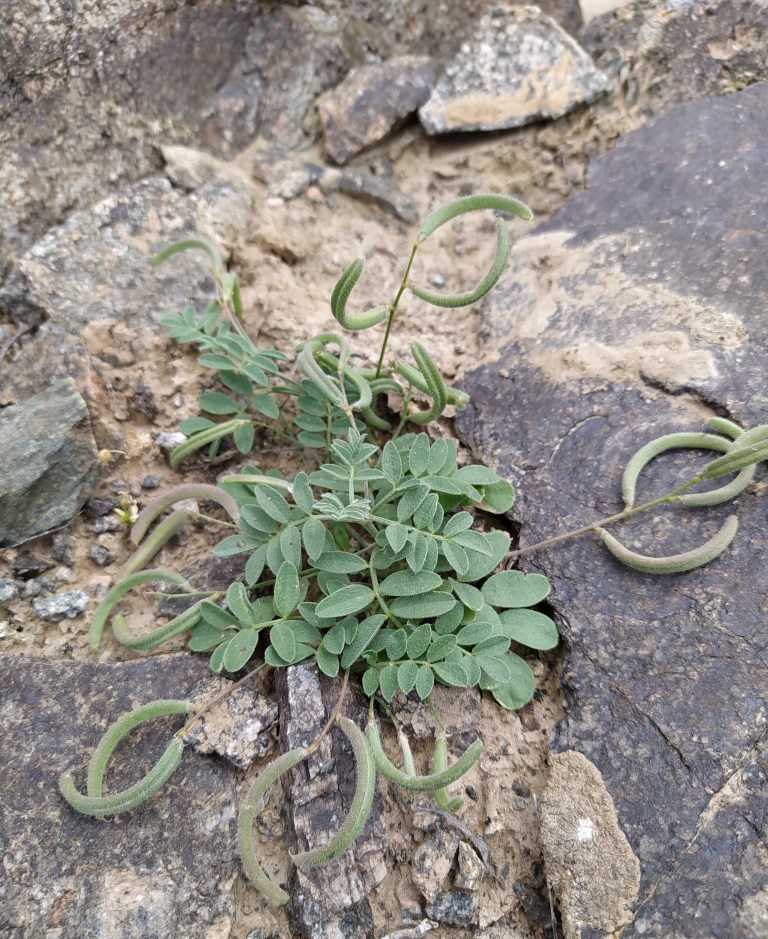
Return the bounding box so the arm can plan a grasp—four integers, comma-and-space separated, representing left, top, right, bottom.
276, 663, 388, 939
0, 653, 237, 938
540, 751, 640, 938
455, 82, 768, 936
419, 5, 608, 134
0, 379, 100, 547
319, 56, 435, 164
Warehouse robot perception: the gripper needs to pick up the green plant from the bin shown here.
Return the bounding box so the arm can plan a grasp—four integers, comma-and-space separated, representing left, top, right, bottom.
63, 193, 559, 903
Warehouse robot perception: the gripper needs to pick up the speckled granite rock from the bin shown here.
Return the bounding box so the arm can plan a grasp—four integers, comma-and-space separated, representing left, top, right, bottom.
0, 379, 100, 547
454, 82, 768, 937
419, 5, 608, 134
0, 654, 237, 938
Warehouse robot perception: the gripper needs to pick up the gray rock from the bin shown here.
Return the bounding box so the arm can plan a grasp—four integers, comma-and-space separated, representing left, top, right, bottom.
275, 663, 388, 938
0, 379, 100, 547
319, 56, 435, 164
182, 676, 279, 769
323, 167, 419, 224
424, 890, 477, 927
540, 752, 640, 939
455, 82, 768, 937
0, 653, 236, 938
32, 590, 89, 621
10, 551, 54, 577
412, 829, 460, 903
454, 841, 486, 892
141, 475, 160, 490
88, 544, 114, 568
51, 534, 75, 565
155, 430, 189, 451
0, 579, 18, 604
419, 5, 608, 134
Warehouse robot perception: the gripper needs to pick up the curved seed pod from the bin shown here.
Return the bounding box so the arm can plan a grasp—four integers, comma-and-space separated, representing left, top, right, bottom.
366, 720, 483, 791
418, 194, 532, 241
59, 738, 185, 817
111, 602, 203, 650
291, 717, 376, 869
330, 258, 388, 330
410, 217, 511, 309
87, 699, 191, 799
151, 238, 223, 273
118, 510, 192, 579
238, 747, 309, 904
721, 422, 768, 453
131, 484, 239, 544
405, 342, 447, 425
600, 515, 739, 574
170, 419, 251, 471
397, 728, 417, 778
704, 441, 768, 479
706, 416, 744, 439
219, 473, 293, 493
296, 344, 347, 409
89, 569, 188, 650
361, 406, 392, 431
393, 360, 467, 408
432, 733, 464, 814
621, 432, 755, 509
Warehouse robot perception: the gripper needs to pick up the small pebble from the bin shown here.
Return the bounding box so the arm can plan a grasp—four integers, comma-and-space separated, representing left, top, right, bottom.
429, 273, 446, 288
51, 534, 74, 565
172, 393, 183, 407
33, 590, 89, 621
511, 798, 527, 811
11, 552, 53, 577
141, 475, 159, 489
0, 579, 18, 604
53, 566, 77, 584
92, 516, 121, 534
512, 780, 531, 798
22, 577, 58, 599
154, 431, 187, 450
89, 543, 114, 567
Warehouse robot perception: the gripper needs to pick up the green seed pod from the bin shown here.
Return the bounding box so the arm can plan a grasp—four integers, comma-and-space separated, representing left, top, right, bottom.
418, 194, 532, 241
405, 342, 447, 425
86, 700, 191, 799
151, 238, 223, 273
721, 422, 768, 453
131, 484, 239, 544
706, 416, 744, 439
330, 258, 388, 331
89, 569, 189, 650
111, 601, 203, 650
621, 432, 755, 509
169, 419, 251, 471
392, 360, 467, 408
600, 515, 739, 574
238, 747, 309, 905
432, 733, 464, 813
366, 720, 483, 791
117, 510, 192, 579
410, 217, 511, 309
397, 728, 417, 778
704, 441, 768, 479
291, 717, 376, 869
59, 738, 185, 817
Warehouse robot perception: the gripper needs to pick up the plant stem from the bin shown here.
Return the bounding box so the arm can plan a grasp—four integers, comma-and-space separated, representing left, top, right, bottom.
507, 474, 705, 561
375, 242, 419, 378
307, 669, 350, 756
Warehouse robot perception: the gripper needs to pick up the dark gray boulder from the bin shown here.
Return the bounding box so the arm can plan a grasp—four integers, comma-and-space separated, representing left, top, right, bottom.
455, 82, 768, 937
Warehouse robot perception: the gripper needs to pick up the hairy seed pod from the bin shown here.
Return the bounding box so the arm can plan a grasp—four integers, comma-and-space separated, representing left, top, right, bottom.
722, 422, 768, 453
704, 441, 768, 478
411, 217, 511, 309
600, 515, 739, 574
397, 728, 417, 778
291, 718, 376, 869
366, 720, 483, 791
86, 700, 191, 799
296, 344, 347, 409
131, 484, 239, 544
117, 510, 192, 579
330, 258, 389, 330
706, 416, 744, 439
621, 432, 756, 509
89, 569, 188, 650
110, 602, 203, 650
151, 238, 223, 273
418, 194, 532, 241
59, 738, 185, 817
432, 733, 464, 813
169, 419, 251, 471
238, 747, 309, 904
406, 342, 447, 424
392, 361, 467, 408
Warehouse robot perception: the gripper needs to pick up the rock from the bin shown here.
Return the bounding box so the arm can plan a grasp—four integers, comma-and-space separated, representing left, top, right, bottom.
32, 591, 90, 621
11, 551, 54, 577
0, 379, 100, 547
454, 841, 486, 892
412, 829, 460, 903
0, 653, 237, 938
0, 580, 18, 604
455, 82, 768, 936
51, 534, 75, 566
89, 544, 115, 568
419, 5, 608, 134
182, 676, 279, 769
424, 890, 477, 927
155, 431, 189, 451
319, 56, 435, 164
322, 167, 419, 224
141, 475, 159, 490
380, 922, 439, 939
540, 751, 640, 939
391, 685, 482, 738
156, 554, 247, 619
275, 663, 388, 938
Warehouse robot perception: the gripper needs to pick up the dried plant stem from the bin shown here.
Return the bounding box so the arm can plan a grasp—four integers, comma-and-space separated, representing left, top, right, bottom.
307, 668, 350, 757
